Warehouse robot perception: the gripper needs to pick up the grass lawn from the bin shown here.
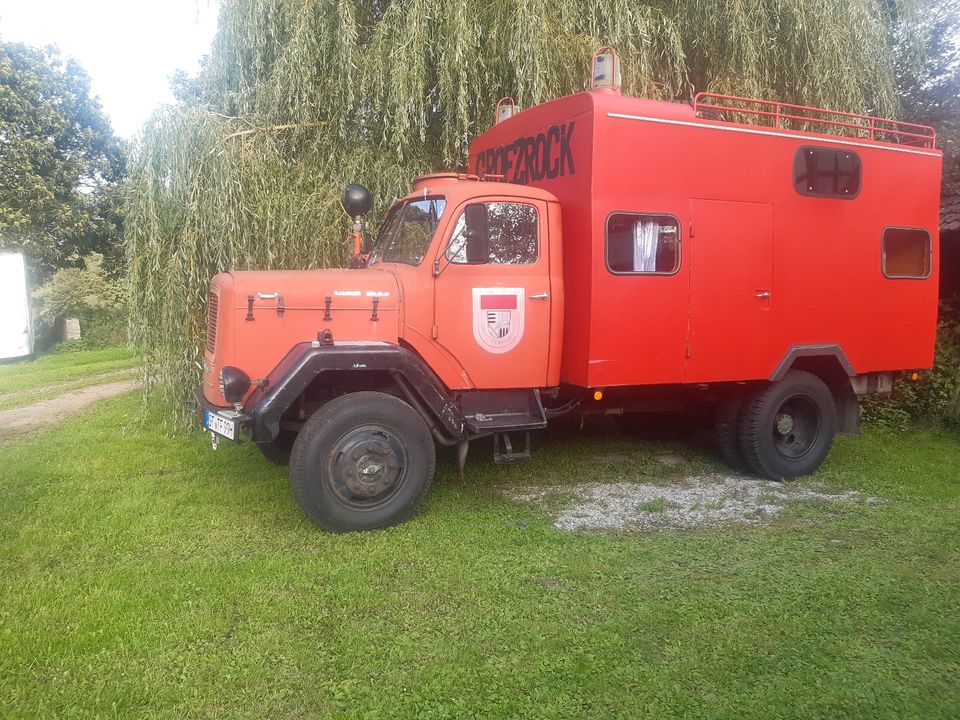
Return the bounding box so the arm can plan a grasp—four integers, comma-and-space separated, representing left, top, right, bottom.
0, 347, 137, 410
1, 391, 958, 719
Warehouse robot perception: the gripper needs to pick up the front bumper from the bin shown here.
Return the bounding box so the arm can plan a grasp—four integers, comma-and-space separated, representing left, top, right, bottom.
194, 387, 250, 443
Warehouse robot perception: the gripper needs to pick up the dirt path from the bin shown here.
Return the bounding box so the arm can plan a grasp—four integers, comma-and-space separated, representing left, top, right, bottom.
0, 368, 136, 403
0, 379, 139, 437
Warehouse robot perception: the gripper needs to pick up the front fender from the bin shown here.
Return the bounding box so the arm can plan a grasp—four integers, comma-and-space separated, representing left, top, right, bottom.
246, 341, 464, 442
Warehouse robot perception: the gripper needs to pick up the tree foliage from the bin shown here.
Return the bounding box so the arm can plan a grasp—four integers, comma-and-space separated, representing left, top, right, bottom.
32, 252, 126, 324
31, 252, 129, 351
126, 0, 924, 428
862, 299, 960, 427
0, 42, 126, 282
896, 0, 960, 182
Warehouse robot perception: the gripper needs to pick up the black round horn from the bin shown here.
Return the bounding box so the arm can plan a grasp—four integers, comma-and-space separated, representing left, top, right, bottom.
342, 183, 373, 217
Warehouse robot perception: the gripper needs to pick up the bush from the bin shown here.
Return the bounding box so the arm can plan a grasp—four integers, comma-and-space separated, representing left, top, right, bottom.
31, 253, 128, 350
861, 298, 960, 428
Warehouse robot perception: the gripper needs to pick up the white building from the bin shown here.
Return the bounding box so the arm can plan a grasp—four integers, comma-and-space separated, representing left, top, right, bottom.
0, 253, 33, 360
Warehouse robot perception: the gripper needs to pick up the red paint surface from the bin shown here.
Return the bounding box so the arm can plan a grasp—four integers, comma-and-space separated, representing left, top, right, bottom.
480, 295, 518, 310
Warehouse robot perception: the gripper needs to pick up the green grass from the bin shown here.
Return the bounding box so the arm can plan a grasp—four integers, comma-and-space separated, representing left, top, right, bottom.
0, 348, 136, 409
637, 497, 670, 513
0, 394, 958, 719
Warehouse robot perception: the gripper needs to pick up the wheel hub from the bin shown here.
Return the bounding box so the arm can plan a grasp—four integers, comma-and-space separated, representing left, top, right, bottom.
771, 395, 821, 461
775, 413, 795, 436
334, 432, 404, 502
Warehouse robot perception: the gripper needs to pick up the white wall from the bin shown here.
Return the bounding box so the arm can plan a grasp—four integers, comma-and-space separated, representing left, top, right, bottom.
0, 254, 33, 360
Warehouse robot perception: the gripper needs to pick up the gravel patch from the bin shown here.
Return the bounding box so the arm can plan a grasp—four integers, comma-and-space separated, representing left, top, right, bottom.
504, 474, 879, 532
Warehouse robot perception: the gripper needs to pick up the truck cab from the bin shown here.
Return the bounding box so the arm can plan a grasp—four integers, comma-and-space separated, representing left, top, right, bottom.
202, 174, 563, 415
363, 174, 564, 392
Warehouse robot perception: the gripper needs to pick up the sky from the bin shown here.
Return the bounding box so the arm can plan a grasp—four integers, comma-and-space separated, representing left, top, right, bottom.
0, 0, 221, 138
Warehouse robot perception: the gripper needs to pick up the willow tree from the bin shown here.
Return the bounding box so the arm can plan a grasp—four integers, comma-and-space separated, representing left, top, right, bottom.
126, 0, 921, 429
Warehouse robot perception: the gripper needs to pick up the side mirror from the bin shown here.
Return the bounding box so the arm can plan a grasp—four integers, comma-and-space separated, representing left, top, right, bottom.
464, 203, 489, 263
342, 184, 373, 217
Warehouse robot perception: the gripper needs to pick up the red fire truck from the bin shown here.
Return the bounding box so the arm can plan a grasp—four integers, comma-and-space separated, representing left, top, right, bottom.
197, 52, 941, 531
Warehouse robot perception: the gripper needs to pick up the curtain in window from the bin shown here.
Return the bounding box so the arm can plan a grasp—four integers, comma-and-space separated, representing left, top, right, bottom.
633, 219, 659, 272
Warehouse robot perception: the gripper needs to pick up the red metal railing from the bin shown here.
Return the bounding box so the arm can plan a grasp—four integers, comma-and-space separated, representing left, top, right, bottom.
693, 92, 937, 149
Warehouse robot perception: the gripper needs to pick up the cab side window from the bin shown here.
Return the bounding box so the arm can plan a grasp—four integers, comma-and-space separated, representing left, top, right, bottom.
447, 202, 538, 264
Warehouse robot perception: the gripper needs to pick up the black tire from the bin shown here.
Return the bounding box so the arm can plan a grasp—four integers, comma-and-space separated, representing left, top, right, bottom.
255, 430, 297, 466
289, 391, 435, 532
738, 370, 837, 480
714, 393, 745, 470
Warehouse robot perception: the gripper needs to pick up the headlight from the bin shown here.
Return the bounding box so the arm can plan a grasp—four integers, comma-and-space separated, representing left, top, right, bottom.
219, 366, 252, 404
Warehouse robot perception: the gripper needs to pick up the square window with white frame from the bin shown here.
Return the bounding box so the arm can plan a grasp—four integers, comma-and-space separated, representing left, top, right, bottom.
606, 213, 680, 274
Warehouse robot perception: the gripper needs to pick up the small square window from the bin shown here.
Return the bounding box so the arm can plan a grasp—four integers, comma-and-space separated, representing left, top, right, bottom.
882, 227, 931, 279
606, 213, 680, 274
793, 147, 861, 198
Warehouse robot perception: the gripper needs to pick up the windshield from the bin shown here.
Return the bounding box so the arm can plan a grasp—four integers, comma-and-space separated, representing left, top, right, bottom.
370, 197, 447, 266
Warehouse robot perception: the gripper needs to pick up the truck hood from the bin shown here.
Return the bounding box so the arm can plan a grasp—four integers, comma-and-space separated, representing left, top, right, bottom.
203, 267, 402, 407
228, 268, 399, 314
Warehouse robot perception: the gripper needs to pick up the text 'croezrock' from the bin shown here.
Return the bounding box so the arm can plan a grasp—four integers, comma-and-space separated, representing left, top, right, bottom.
474, 122, 576, 184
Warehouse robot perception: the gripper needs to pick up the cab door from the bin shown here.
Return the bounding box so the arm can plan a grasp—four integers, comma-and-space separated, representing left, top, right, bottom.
432, 197, 553, 389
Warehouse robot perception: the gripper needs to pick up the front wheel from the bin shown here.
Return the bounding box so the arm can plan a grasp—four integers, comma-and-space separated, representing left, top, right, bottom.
289, 391, 435, 532
738, 370, 837, 480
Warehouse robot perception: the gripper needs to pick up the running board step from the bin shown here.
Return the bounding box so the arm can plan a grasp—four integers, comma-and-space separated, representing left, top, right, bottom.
459, 388, 547, 434
493, 431, 532, 464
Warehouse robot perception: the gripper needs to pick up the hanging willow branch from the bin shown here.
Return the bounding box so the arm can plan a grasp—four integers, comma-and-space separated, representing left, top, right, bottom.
222, 122, 320, 139
126, 0, 921, 431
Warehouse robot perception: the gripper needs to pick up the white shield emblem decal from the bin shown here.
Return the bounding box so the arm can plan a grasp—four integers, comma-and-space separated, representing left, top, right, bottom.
472, 288, 524, 353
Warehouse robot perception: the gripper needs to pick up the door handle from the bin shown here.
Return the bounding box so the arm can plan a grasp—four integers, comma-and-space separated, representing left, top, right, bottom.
529, 293, 549, 301
754, 290, 771, 299
257, 292, 280, 300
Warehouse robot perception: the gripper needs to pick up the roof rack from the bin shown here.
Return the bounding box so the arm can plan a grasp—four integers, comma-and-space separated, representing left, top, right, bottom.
693, 92, 937, 149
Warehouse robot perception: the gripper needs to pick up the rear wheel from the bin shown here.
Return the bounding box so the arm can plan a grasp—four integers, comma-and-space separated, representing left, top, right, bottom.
738, 370, 837, 480
289, 391, 435, 532
714, 393, 745, 470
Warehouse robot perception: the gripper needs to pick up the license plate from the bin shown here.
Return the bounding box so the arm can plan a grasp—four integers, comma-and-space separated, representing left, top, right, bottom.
205, 410, 237, 440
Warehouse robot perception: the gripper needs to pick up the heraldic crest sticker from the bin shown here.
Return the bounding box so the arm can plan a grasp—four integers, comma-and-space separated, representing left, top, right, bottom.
472, 287, 525, 354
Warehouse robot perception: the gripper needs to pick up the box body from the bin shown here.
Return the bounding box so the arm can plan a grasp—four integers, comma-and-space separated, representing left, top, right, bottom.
468, 91, 942, 388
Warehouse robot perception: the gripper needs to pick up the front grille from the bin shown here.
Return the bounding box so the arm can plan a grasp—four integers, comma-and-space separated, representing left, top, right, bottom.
206, 291, 219, 354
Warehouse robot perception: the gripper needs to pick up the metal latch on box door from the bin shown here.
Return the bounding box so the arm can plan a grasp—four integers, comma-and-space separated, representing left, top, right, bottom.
249, 291, 285, 318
